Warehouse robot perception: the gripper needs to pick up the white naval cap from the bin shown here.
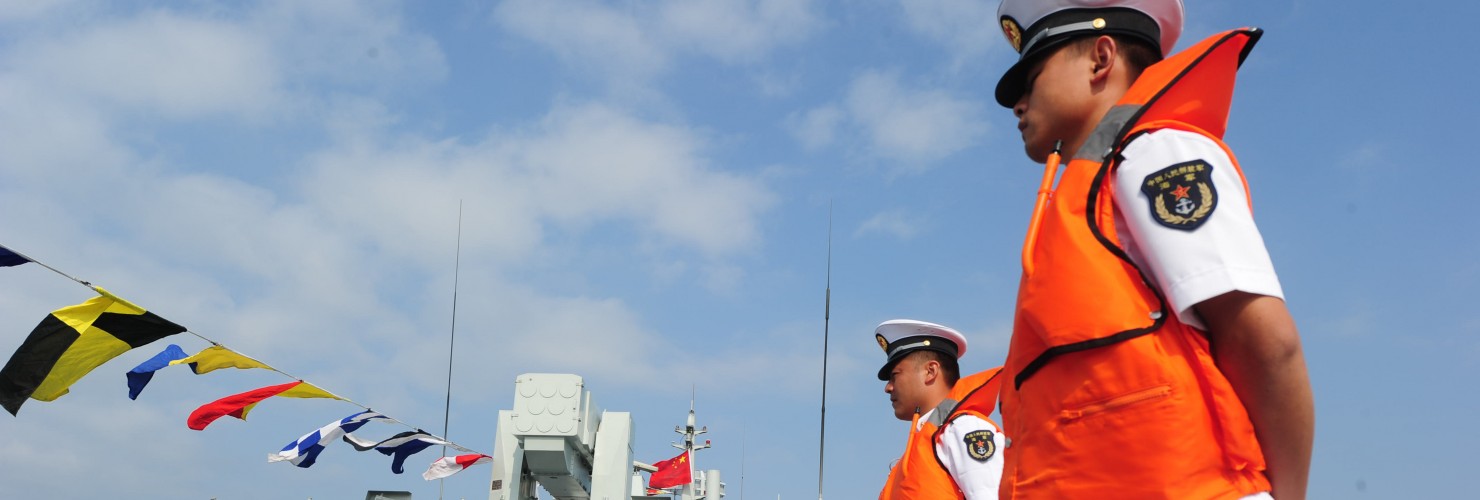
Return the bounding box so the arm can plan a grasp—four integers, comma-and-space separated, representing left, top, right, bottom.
874, 319, 967, 381
995, 0, 1184, 107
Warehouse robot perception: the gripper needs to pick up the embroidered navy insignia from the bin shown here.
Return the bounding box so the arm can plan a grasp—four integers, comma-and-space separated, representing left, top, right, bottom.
963, 430, 995, 462
1001, 17, 1023, 52
875, 333, 889, 352
1140, 160, 1218, 231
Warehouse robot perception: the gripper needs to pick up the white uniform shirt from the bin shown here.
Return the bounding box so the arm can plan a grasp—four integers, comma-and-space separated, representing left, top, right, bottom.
917, 408, 1003, 499
1113, 129, 1281, 500
1112, 128, 1284, 330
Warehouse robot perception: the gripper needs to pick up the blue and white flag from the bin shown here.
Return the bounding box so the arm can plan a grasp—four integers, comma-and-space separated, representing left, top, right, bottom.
343, 430, 473, 474
269, 410, 388, 468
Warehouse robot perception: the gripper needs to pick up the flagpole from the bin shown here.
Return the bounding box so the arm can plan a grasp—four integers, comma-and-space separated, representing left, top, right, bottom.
817, 202, 832, 500
440, 200, 464, 500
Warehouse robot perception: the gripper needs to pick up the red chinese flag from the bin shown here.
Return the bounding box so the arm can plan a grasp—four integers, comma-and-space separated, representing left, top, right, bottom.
647, 451, 692, 489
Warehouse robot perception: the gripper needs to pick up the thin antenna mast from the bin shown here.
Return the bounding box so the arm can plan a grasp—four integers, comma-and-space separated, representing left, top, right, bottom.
741, 428, 747, 500
439, 200, 464, 500
817, 202, 832, 500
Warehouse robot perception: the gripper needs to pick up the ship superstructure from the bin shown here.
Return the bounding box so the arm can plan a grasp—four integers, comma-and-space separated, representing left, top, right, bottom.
487, 373, 723, 500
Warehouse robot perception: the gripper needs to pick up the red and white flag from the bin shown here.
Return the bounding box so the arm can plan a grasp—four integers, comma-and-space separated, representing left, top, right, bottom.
422, 453, 493, 480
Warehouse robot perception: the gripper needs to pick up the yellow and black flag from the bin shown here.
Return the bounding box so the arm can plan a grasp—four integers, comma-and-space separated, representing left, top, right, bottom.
0, 289, 185, 415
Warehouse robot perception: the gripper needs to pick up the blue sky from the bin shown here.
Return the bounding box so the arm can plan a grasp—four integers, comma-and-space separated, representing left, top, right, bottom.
0, 1, 1475, 498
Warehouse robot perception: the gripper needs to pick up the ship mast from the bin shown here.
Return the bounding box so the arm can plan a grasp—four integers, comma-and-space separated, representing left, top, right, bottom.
670, 393, 712, 500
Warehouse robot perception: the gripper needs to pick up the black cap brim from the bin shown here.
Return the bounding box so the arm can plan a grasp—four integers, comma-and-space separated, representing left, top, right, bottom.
877, 353, 909, 381
994, 8, 1163, 108
876, 336, 961, 380
994, 37, 1075, 108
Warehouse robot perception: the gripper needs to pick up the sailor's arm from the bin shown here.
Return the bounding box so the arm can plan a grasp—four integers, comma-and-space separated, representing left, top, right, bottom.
934, 414, 1004, 499
1198, 291, 1313, 500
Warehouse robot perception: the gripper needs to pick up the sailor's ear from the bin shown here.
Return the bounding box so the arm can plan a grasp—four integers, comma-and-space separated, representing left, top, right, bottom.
921, 359, 941, 384
1089, 35, 1118, 82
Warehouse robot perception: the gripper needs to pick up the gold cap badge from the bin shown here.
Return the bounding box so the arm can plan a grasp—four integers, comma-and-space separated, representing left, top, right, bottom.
1001, 17, 1023, 52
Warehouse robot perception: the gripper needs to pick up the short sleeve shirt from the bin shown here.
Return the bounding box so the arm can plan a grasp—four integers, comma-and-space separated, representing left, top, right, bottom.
918, 409, 1003, 499
1111, 129, 1284, 330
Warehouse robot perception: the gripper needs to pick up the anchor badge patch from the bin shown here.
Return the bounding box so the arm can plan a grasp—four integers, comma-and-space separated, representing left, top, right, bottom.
1140, 160, 1218, 231
964, 430, 995, 462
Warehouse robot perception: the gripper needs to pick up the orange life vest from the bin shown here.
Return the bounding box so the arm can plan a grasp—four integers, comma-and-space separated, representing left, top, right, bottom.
881, 367, 1004, 500
998, 29, 1272, 499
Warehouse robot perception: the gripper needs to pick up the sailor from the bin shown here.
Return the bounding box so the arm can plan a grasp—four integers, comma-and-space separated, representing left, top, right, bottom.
876, 319, 1004, 499
992, 0, 1314, 498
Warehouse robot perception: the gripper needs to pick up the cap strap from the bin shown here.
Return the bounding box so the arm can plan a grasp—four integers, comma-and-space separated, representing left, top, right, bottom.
886, 340, 930, 358
1021, 20, 1101, 57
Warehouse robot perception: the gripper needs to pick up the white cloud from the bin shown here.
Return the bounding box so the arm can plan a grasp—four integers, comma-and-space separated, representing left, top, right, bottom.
659, 0, 821, 63
6, 10, 280, 120
516, 103, 775, 255
0, 0, 79, 23
493, 0, 670, 83
0, 2, 444, 127
787, 70, 988, 172
297, 134, 546, 269
855, 209, 927, 240
699, 263, 746, 294
847, 70, 987, 168
65, 100, 779, 381
493, 0, 821, 84
752, 70, 801, 98
249, 0, 447, 92
785, 105, 843, 150
806, 70, 989, 173
495, 289, 668, 384
0, 77, 128, 181
301, 101, 776, 265
896, 0, 1003, 67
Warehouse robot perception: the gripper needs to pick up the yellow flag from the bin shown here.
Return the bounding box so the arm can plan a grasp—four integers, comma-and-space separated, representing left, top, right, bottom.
170, 346, 270, 374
